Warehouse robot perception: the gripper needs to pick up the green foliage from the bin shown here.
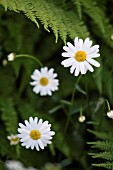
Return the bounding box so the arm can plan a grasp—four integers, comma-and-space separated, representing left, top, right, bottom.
0, 0, 93, 43
88, 130, 113, 169
0, 97, 18, 134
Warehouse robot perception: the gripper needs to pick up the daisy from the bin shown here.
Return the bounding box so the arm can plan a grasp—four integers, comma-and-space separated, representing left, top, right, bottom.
5, 160, 24, 170
7, 53, 15, 61
7, 134, 20, 145
18, 117, 55, 151
61, 37, 100, 76
30, 67, 59, 96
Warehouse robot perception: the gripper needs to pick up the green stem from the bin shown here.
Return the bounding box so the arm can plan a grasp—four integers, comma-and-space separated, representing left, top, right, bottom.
16, 54, 43, 67
64, 75, 82, 133
106, 99, 111, 111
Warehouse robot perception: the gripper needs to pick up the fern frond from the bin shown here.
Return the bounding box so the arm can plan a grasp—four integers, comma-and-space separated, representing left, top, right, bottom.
81, 0, 105, 33
90, 152, 113, 161
88, 130, 113, 169
81, 0, 113, 47
92, 162, 113, 170
71, 0, 82, 19
88, 141, 113, 152
0, 0, 89, 43
0, 98, 18, 134
0, 0, 7, 11
88, 129, 113, 141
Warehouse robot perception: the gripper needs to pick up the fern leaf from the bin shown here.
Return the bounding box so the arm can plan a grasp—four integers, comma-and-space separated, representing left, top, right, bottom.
92, 162, 113, 170
0, 0, 7, 11
0, 0, 89, 43
90, 152, 113, 161
88, 129, 113, 141
71, 0, 82, 19
81, 0, 105, 33
0, 98, 18, 134
88, 141, 113, 152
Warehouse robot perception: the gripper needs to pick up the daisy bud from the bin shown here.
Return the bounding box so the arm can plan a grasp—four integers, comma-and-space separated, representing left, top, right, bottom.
7, 53, 15, 61
107, 110, 113, 119
78, 115, 86, 123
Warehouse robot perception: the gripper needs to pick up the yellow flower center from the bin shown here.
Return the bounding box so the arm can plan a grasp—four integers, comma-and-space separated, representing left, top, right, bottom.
12, 137, 19, 143
74, 51, 86, 62
30, 130, 41, 140
40, 77, 48, 86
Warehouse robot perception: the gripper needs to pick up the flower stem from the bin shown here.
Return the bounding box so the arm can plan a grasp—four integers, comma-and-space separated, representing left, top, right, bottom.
64, 75, 82, 133
16, 54, 43, 67
106, 99, 111, 111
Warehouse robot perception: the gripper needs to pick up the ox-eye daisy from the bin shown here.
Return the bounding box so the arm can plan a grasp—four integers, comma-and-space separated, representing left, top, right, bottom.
61, 37, 100, 76
7, 134, 20, 145
18, 117, 55, 151
30, 67, 59, 96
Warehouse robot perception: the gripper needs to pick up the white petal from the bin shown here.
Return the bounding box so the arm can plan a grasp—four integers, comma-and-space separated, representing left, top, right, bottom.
87, 53, 100, 58
79, 62, 86, 74
63, 46, 72, 52
41, 138, 52, 144
36, 119, 43, 129
31, 75, 40, 81
25, 120, 32, 130
38, 139, 44, 149
67, 42, 76, 53
26, 140, 33, 149
61, 58, 75, 67
33, 86, 41, 94
34, 117, 38, 124
20, 136, 30, 142
78, 39, 83, 50
86, 58, 100, 67
30, 81, 38, 86
29, 117, 35, 128
70, 65, 76, 74
19, 123, 27, 130
83, 38, 92, 50
84, 60, 94, 72
31, 141, 36, 150
41, 134, 52, 140
74, 63, 80, 76
62, 52, 74, 57
35, 143, 40, 151
49, 131, 55, 136
86, 45, 99, 54
74, 37, 79, 46
18, 128, 29, 134
18, 134, 27, 138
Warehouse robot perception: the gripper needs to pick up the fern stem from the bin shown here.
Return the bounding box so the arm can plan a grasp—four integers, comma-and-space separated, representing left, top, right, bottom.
16, 54, 43, 67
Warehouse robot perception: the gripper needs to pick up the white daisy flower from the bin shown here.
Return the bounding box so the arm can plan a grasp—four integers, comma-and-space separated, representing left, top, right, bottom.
5, 160, 24, 170
61, 37, 100, 76
18, 117, 55, 151
7, 134, 20, 145
107, 110, 113, 119
7, 53, 15, 61
30, 67, 59, 96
